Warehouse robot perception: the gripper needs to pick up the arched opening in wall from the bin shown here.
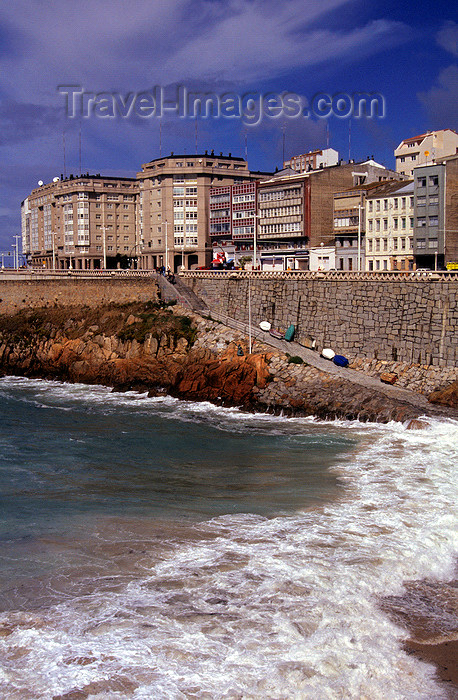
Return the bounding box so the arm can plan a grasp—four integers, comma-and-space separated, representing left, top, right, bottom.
188, 254, 199, 270
173, 254, 182, 272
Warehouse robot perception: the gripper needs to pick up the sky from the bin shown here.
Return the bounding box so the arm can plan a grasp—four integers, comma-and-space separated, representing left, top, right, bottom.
0, 0, 456, 256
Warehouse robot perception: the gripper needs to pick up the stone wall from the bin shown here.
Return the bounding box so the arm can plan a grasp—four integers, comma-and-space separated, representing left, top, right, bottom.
0, 274, 158, 315
183, 272, 458, 367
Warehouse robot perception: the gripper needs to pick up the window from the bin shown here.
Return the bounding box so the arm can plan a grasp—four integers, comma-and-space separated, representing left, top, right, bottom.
368, 201, 373, 213
393, 218, 398, 230
417, 196, 426, 207
376, 219, 380, 232
383, 219, 388, 231
416, 238, 426, 248
393, 198, 398, 209
429, 239, 438, 248
428, 216, 438, 226
418, 177, 426, 187
429, 195, 439, 204
383, 260, 388, 270
429, 175, 438, 187
417, 217, 426, 227
401, 238, 406, 250
411, 155, 417, 161
401, 217, 406, 229
383, 239, 388, 251
383, 200, 388, 210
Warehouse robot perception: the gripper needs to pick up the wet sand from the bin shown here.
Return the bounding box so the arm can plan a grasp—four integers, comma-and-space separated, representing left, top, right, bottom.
404, 639, 458, 692
382, 578, 458, 697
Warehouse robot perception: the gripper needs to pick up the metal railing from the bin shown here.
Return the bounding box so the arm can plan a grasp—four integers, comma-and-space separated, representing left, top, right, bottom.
0, 269, 155, 280
180, 269, 458, 282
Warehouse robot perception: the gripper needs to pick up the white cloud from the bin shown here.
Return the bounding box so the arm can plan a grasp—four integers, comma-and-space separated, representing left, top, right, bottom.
0, 0, 407, 104
418, 64, 458, 126
436, 20, 458, 57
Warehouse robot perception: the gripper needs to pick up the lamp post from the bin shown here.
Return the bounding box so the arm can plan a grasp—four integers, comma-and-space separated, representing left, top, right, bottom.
248, 275, 252, 354
253, 213, 258, 270
101, 226, 107, 269
357, 204, 363, 272
51, 230, 56, 271
164, 220, 168, 272
13, 234, 21, 270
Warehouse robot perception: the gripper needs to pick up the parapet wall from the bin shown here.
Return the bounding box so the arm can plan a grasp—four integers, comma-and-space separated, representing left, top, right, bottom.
0, 272, 158, 315
183, 271, 458, 367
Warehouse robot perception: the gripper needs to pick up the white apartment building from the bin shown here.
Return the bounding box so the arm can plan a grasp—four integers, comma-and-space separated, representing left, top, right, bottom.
365, 181, 415, 271
395, 129, 458, 177
283, 148, 339, 172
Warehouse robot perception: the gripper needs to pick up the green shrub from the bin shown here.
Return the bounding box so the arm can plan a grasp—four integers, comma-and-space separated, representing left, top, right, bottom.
287, 355, 304, 364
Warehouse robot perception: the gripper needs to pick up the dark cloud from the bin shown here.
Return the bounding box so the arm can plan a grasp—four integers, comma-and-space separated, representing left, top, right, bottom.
0, 101, 62, 145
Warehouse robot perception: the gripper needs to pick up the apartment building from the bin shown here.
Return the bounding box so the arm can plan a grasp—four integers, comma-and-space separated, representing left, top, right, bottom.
283, 148, 339, 172
21, 174, 138, 269
413, 155, 458, 269
209, 181, 258, 265
257, 159, 401, 269
137, 152, 262, 270
395, 129, 458, 177
333, 176, 407, 272
365, 181, 415, 271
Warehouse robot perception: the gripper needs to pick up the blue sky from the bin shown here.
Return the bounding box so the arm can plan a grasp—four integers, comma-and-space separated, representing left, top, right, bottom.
0, 0, 456, 254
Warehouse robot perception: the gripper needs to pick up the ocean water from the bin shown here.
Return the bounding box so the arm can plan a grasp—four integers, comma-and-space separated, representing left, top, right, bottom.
0, 376, 456, 699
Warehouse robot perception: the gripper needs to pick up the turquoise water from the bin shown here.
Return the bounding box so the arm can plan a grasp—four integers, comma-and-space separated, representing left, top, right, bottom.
0, 376, 457, 699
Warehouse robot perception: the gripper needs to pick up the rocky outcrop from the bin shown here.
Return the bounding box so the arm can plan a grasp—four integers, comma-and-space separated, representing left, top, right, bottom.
428, 380, 458, 409
0, 302, 456, 423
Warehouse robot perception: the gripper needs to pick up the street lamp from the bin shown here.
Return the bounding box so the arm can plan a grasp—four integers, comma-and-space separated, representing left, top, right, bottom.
357, 203, 364, 272
253, 213, 259, 271
51, 230, 56, 271
13, 234, 21, 270
164, 220, 168, 272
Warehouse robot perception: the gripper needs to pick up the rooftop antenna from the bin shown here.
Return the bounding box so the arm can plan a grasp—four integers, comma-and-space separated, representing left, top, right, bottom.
281, 125, 286, 164
348, 119, 351, 162
244, 131, 248, 162
195, 120, 198, 155
79, 120, 82, 175
63, 130, 67, 178
159, 120, 162, 157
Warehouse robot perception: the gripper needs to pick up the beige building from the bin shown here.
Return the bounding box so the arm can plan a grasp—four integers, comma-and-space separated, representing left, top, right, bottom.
257, 159, 401, 269
365, 181, 415, 271
21, 174, 138, 269
283, 148, 339, 172
137, 152, 261, 270
395, 129, 458, 177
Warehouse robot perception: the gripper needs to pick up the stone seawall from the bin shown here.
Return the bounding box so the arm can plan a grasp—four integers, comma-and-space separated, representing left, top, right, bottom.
183, 273, 458, 368
0, 274, 158, 314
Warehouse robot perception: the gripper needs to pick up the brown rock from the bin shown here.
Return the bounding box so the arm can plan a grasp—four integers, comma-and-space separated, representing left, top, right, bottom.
380, 372, 398, 385
406, 418, 429, 430
429, 380, 458, 408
